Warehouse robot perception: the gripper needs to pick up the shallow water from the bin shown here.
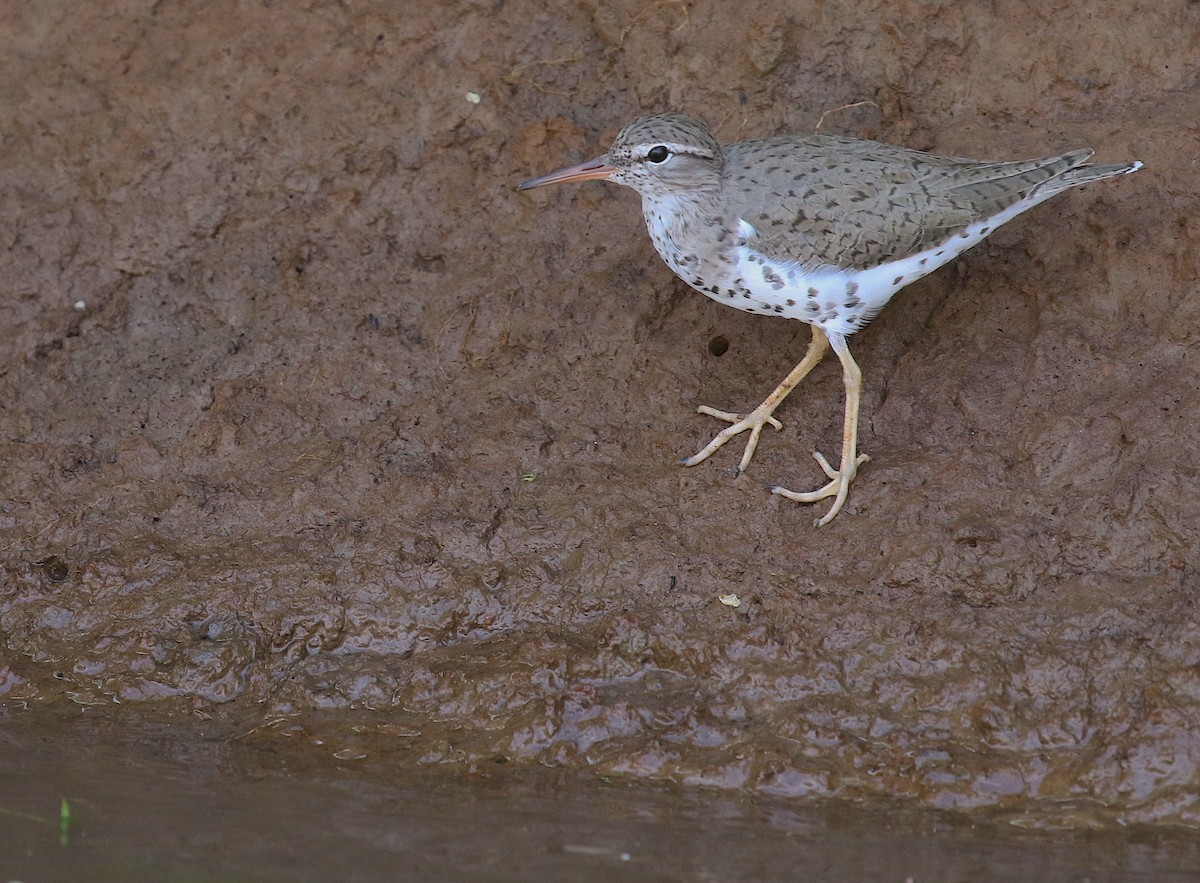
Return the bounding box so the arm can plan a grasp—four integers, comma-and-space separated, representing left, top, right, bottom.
2, 711, 1198, 882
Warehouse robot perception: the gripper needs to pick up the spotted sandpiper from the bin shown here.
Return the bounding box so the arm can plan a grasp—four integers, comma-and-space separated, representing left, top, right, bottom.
518, 113, 1141, 525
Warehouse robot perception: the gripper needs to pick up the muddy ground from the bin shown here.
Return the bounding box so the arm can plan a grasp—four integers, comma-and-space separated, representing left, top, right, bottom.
2, 0, 1198, 828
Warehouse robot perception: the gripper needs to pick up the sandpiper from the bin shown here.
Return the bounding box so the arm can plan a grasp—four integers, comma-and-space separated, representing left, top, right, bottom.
519, 113, 1141, 524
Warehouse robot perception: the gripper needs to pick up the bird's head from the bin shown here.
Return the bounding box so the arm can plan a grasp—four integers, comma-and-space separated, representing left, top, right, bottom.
518, 113, 724, 198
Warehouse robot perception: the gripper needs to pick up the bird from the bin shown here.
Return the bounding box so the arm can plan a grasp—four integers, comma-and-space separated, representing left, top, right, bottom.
517, 113, 1141, 525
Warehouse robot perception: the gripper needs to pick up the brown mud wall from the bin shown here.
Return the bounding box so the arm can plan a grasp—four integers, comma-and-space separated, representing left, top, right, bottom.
2, 1, 1198, 826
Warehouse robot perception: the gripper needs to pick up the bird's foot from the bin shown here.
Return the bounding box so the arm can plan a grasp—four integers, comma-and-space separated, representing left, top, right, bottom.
769, 450, 870, 527
679, 404, 783, 475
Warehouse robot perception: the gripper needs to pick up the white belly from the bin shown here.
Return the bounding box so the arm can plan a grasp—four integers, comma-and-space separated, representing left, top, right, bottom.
731, 196, 1051, 335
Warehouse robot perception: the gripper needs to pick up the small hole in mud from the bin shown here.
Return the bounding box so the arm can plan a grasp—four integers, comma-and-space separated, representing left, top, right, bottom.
708, 335, 729, 357
35, 556, 70, 583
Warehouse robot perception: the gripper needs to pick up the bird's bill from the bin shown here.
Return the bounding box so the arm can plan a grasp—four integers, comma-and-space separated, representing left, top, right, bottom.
517, 155, 615, 190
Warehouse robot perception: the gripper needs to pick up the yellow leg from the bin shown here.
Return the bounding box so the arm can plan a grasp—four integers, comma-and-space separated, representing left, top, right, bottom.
770, 331, 869, 526
681, 326, 830, 475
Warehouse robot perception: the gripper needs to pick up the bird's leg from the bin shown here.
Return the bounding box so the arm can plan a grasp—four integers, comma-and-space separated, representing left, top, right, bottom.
769, 332, 869, 526
681, 326, 829, 475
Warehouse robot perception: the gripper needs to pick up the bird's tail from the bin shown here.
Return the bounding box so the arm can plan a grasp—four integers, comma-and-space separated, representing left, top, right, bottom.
1039, 158, 1143, 198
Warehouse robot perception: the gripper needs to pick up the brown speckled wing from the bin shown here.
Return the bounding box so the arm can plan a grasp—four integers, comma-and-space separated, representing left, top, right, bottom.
722, 136, 1092, 271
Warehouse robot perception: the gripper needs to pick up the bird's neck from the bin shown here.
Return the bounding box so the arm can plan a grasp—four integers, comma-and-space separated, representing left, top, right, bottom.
640, 186, 723, 240
639, 186, 730, 282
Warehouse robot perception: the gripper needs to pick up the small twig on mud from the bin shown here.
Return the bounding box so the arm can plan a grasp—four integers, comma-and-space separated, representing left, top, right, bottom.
434, 293, 481, 378
433, 289, 515, 377
2, 494, 104, 553
618, 0, 690, 47
504, 53, 583, 96
711, 111, 751, 143
814, 100, 880, 134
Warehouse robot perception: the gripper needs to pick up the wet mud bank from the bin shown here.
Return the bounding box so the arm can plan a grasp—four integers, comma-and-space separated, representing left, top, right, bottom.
2, 1, 1198, 827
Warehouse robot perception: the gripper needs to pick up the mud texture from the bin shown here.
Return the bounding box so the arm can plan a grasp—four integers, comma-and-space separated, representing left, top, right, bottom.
2, 1, 1199, 828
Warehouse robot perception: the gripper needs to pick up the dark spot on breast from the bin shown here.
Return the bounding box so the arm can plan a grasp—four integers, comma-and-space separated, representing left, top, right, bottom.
893, 275, 904, 285
786, 298, 796, 306
807, 287, 819, 297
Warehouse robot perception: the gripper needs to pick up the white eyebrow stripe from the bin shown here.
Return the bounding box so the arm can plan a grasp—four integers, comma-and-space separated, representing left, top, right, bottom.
636, 141, 713, 159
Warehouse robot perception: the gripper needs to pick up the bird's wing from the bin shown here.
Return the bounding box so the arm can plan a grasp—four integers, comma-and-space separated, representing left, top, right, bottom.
723, 136, 1092, 271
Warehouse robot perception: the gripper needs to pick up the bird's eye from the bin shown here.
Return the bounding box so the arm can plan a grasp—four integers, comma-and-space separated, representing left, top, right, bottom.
647, 145, 670, 163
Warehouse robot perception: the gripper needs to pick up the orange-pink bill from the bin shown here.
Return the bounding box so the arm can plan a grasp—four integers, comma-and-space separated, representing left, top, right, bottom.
517, 155, 615, 191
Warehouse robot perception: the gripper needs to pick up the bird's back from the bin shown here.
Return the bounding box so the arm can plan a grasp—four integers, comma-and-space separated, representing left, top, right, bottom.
721, 135, 1106, 271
